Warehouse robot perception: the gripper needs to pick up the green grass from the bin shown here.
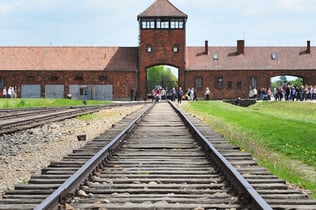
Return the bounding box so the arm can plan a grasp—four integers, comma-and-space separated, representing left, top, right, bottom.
182, 101, 316, 198
0, 98, 111, 109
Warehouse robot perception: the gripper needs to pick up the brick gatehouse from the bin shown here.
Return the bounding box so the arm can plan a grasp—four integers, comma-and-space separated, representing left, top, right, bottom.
1, 0, 315, 100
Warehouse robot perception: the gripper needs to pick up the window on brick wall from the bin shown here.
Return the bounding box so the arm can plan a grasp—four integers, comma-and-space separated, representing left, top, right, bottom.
75, 76, 83, 81
146, 45, 152, 53
141, 18, 155, 29
50, 76, 58, 81
227, 81, 232, 89
250, 76, 257, 89
170, 18, 184, 29
99, 76, 107, 81
216, 77, 223, 89
0, 77, 4, 88
28, 76, 35, 81
237, 82, 242, 89
195, 77, 202, 89
173, 45, 179, 53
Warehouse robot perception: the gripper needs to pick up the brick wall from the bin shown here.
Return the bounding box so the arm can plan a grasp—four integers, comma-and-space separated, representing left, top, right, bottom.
186, 69, 316, 99
138, 29, 186, 98
1, 70, 137, 99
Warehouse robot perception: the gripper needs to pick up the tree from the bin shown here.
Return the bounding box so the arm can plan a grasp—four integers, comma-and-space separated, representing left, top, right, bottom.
147, 65, 178, 94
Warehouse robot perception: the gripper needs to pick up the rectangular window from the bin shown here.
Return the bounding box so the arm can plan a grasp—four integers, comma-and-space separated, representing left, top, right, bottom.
195, 77, 202, 89
237, 82, 242, 89
216, 77, 223, 89
75, 76, 83, 81
156, 18, 161, 29
141, 19, 155, 29
28, 75, 35, 81
170, 18, 184, 29
173, 45, 179, 53
0, 77, 4, 88
146, 45, 152, 53
227, 81, 232, 89
250, 76, 257, 89
50, 76, 58, 81
99, 76, 107, 81
161, 18, 169, 29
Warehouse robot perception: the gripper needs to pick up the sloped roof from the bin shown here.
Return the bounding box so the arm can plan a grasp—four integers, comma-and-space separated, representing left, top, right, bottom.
0, 45, 316, 71
0, 47, 138, 71
186, 46, 316, 70
138, 0, 187, 19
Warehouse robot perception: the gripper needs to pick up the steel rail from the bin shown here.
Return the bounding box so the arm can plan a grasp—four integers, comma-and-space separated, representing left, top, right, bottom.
34, 103, 154, 210
169, 101, 273, 210
0, 102, 146, 135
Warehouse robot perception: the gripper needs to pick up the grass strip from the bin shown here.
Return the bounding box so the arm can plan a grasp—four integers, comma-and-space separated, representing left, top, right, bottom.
182, 101, 316, 198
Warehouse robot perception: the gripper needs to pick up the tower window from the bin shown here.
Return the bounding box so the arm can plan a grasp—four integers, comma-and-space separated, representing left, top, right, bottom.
173, 45, 179, 53
146, 45, 152, 53
141, 18, 155, 29
140, 17, 185, 30
170, 18, 184, 29
160, 18, 169, 29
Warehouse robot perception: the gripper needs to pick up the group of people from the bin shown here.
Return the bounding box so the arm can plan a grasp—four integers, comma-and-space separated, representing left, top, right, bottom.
249, 83, 316, 101
273, 84, 316, 101
151, 86, 211, 104
2, 86, 17, 98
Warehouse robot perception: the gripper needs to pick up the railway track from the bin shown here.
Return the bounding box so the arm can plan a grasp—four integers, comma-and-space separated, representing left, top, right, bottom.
0, 101, 315, 209
0, 103, 140, 135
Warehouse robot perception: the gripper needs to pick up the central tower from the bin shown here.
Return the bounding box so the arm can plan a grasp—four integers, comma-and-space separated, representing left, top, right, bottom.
137, 0, 187, 98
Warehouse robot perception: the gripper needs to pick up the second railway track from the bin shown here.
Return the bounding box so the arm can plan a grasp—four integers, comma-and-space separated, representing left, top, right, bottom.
0, 101, 315, 210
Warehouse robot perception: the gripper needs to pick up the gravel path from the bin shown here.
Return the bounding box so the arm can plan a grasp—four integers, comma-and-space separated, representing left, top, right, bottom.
0, 105, 144, 197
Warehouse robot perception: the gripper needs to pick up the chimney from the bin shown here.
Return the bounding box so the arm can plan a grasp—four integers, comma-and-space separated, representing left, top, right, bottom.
307, 40, 311, 54
205, 40, 209, 54
237, 40, 245, 55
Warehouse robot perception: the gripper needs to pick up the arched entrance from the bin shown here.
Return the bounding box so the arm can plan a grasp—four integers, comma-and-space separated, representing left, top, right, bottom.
146, 65, 179, 99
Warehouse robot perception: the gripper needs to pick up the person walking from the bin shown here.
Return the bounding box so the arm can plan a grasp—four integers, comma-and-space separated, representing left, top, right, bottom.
205, 87, 210, 100
177, 87, 183, 104
2, 87, 7, 98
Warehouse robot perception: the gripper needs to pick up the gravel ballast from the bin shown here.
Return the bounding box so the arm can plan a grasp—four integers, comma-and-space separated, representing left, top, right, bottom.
0, 105, 143, 197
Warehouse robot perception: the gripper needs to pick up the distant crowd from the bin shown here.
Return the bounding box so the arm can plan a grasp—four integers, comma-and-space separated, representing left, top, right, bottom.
249, 83, 316, 101
151, 86, 211, 104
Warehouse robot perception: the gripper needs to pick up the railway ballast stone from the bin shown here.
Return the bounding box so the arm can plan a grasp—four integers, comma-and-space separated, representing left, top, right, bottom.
0, 105, 143, 197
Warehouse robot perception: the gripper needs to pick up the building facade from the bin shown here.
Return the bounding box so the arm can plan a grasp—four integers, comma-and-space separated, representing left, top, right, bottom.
0, 0, 315, 100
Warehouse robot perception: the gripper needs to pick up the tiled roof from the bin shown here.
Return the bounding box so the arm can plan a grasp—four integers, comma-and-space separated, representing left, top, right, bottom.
0, 47, 138, 71
1, 45, 315, 71
186, 46, 316, 70
138, 0, 187, 18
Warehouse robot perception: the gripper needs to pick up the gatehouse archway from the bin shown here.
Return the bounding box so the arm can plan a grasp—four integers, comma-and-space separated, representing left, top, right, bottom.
146, 65, 179, 98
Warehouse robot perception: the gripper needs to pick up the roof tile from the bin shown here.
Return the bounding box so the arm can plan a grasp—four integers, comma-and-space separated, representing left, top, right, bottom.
138, 0, 187, 18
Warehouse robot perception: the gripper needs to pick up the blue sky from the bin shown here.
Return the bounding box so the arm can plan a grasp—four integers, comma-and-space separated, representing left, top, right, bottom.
0, 0, 315, 47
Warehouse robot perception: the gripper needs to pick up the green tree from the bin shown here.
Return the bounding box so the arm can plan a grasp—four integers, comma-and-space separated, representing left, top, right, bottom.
147, 66, 178, 94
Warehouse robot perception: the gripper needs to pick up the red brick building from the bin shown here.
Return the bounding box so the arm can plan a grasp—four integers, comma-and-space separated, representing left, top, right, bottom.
0, 0, 315, 100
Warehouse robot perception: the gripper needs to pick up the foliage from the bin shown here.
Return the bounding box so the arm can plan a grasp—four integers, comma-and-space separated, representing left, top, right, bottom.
147, 65, 178, 94
182, 101, 316, 198
271, 76, 303, 89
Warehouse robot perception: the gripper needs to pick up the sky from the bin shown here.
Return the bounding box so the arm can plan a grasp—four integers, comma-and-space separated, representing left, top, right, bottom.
0, 0, 315, 47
